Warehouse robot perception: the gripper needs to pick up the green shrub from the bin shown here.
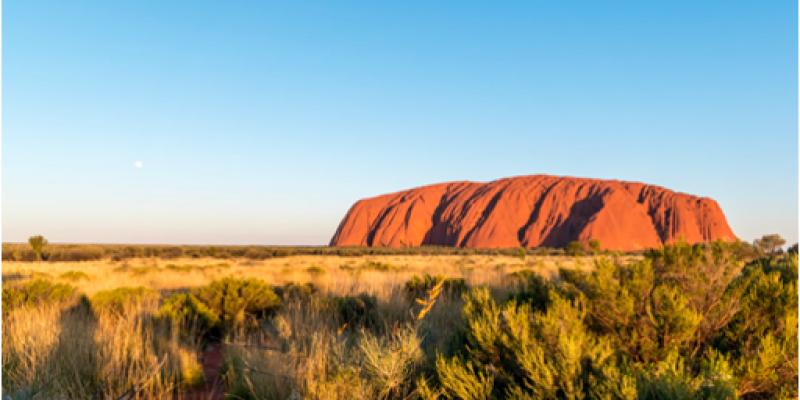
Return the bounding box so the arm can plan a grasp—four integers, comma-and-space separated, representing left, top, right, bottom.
164, 263, 195, 273
505, 269, 550, 311
435, 354, 494, 400
2, 279, 77, 311
306, 265, 326, 275
129, 266, 159, 276
404, 274, 468, 301
333, 293, 379, 331
159, 293, 220, 338
565, 240, 585, 256
419, 243, 797, 399
637, 351, 736, 400
193, 277, 281, 332
59, 271, 90, 281
29, 271, 52, 280
274, 282, 318, 303
360, 261, 395, 271
91, 287, 159, 314
452, 288, 637, 398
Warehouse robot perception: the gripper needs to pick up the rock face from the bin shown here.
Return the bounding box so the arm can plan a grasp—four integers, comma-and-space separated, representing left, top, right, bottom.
330, 175, 736, 251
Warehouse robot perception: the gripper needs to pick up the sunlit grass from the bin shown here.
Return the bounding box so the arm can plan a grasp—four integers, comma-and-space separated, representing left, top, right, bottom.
1, 253, 626, 399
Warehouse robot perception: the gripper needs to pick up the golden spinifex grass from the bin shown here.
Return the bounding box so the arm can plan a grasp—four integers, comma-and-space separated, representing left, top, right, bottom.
1, 254, 594, 399
1, 254, 597, 296
2, 295, 202, 398
2, 245, 797, 399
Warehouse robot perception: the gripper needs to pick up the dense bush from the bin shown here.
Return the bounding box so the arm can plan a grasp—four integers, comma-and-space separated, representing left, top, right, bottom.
333, 293, 380, 331
505, 269, 550, 311
159, 293, 220, 338
157, 278, 286, 341
2, 279, 77, 311
192, 277, 281, 332
155, 278, 290, 342
422, 243, 798, 399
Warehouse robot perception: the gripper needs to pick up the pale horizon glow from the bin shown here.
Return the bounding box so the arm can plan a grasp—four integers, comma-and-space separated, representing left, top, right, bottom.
3, 1, 797, 246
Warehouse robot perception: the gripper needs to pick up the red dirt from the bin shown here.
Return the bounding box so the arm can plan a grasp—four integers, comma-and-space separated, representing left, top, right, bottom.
182, 343, 224, 400
330, 175, 736, 251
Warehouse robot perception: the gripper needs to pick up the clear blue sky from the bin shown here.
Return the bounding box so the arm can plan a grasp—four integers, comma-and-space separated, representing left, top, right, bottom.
3, 1, 797, 245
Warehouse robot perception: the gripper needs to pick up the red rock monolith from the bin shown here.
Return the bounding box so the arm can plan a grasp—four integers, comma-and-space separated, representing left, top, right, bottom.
330, 175, 736, 251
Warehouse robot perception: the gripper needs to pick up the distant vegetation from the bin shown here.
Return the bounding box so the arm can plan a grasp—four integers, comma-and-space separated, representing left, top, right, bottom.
5, 233, 789, 262
1, 237, 796, 399
26, 235, 47, 261
6, 234, 783, 263
2, 241, 584, 262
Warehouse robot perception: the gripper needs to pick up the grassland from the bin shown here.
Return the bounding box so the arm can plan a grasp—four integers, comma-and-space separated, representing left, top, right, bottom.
2, 243, 797, 399
2, 253, 599, 296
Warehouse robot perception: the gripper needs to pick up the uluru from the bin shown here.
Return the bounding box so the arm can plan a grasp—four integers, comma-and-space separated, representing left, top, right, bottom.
330, 175, 736, 251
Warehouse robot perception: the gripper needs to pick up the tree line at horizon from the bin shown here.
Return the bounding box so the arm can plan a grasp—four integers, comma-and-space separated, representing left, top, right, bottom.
1, 233, 794, 263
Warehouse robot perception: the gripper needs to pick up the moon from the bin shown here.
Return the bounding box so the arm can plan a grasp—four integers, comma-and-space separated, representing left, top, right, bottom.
133, 160, 144, 169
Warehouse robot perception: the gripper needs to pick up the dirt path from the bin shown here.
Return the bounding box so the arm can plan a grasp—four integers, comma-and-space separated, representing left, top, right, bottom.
183, 343, 225, 400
